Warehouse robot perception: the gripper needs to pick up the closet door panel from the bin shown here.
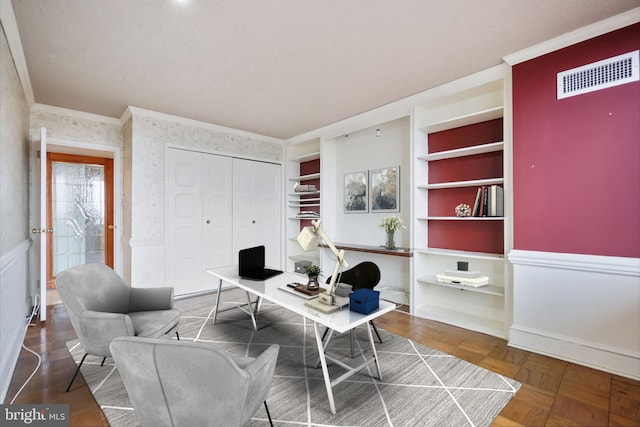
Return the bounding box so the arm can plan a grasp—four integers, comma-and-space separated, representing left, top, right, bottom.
165, 149, 203, 295
201, 154, 233, 289
232, 159, 282, 268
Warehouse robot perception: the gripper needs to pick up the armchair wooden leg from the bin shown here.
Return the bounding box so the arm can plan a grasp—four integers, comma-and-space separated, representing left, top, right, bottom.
264, 401, 273, 426
175, 331, 180, 340
66, 353, 88, 392
100, 357, 107, 366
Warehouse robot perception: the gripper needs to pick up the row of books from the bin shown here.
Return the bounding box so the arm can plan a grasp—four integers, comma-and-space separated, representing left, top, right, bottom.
472, 185, 503, 217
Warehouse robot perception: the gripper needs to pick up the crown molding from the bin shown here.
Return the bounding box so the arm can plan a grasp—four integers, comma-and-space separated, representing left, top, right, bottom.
1, 0, 35, 106
504, 7, 640, 66
125, 106, 284, 144
32, 103, 122, 125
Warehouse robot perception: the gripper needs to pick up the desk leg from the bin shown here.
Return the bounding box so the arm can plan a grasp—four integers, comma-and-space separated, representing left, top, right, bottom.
212, 279, 223, 325
313, 322, 337, 415
246, 292, 258, 331
366, 321, 383, 380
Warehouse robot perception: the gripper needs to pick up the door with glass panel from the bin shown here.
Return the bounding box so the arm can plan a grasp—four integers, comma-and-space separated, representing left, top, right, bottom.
47, 153, 114, 285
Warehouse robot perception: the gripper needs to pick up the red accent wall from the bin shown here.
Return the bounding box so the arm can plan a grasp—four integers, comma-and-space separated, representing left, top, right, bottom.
513, 23, 640, 257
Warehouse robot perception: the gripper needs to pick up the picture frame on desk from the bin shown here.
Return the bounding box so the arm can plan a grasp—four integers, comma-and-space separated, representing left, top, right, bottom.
344, 171, 368, 213
370, 166, 399, 212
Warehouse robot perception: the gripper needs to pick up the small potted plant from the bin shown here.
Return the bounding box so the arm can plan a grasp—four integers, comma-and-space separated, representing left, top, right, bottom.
305, 264, 321, 290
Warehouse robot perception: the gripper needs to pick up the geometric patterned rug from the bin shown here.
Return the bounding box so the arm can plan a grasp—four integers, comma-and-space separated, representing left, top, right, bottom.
66, 288, 520, 426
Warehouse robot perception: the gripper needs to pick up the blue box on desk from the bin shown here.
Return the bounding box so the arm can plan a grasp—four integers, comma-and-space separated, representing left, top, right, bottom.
349, 289, 379, 314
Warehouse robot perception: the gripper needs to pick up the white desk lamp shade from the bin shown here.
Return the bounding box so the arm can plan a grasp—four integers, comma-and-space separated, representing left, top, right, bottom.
297, 225, 320, 251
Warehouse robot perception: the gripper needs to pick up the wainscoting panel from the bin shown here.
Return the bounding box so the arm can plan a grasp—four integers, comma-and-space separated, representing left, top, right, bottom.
508, 249, 640, 380
0, 239, 32, 402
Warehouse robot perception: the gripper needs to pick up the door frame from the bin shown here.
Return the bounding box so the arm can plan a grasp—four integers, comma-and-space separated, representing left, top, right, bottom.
47, 152, 115, 283
42, 138, 123, 276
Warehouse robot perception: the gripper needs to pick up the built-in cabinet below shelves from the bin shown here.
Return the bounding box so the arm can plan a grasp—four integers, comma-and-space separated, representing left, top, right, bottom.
411, 73, 511, 339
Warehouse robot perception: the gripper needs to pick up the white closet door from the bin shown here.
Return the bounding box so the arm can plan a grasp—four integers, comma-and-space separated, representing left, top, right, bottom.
232, 159, 282, 268
201, 154, 233, 289
165, 149, 203, 295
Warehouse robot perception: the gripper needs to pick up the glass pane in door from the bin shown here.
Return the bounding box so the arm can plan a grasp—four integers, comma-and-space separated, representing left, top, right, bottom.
52, 161, 105, 275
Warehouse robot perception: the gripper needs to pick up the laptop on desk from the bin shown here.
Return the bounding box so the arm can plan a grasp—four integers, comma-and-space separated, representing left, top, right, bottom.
238, 245, 283, 280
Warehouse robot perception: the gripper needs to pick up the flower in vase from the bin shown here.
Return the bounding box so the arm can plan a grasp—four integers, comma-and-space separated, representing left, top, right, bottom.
378, 215, 406, 233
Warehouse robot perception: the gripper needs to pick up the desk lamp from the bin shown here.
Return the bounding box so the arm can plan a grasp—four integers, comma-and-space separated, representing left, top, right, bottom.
297, 220, 349, 308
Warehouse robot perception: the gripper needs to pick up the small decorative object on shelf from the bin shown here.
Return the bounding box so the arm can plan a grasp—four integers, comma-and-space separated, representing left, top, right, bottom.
379, 215, 406, 249
455, 203, 471, 217
304, 264, 321, 290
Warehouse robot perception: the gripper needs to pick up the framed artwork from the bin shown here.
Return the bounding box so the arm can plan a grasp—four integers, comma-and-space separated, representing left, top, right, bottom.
370, 166, 399, 212
344, 171, 368, 213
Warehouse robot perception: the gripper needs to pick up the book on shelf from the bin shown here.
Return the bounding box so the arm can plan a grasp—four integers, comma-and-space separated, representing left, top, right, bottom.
472, 185, 503, 217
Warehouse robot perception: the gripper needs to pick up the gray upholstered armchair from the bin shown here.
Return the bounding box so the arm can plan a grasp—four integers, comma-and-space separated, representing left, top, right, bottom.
55, 263, 180, 391
110, 337, 280, 427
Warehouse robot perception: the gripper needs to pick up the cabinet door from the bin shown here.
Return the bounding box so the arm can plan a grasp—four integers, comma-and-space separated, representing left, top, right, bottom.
232, 159, 282, 268
165, 149, 203, 295
201, 154, 233, 289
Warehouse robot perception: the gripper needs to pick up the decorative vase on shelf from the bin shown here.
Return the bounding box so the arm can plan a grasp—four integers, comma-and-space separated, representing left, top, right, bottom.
385, 231, 396, 250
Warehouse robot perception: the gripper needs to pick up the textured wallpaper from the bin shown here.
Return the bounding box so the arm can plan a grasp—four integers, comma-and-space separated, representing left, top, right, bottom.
30, 109, 123, 148
0, 28, 30, 255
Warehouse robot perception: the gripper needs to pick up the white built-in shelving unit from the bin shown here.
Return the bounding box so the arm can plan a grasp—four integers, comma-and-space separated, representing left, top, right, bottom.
284, 140, 322, 272
410, 67, 513, 338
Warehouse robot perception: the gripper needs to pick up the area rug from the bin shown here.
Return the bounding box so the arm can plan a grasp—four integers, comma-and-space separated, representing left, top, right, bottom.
66, 289, 520, 426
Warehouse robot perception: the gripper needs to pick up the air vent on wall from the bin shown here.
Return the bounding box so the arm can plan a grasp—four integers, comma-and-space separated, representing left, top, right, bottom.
557, 50, 639, 99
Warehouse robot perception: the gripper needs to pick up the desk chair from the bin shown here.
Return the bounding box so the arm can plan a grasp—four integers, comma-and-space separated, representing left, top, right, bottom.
324, 261, 384, 355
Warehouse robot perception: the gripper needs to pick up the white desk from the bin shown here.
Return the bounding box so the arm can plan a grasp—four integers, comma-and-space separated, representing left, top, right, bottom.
206, 265, 395, 414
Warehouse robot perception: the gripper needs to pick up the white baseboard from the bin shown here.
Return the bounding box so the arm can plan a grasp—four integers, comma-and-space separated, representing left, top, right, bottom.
510, 324, 640, 381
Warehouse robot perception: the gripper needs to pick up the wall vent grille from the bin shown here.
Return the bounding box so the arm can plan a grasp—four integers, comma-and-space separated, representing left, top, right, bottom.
557, 50, 639, 99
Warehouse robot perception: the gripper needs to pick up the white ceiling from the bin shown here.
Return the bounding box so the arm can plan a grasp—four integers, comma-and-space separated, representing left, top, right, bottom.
9, 0, 640, 139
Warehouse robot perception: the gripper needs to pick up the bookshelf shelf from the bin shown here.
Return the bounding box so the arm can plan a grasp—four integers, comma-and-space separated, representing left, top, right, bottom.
289, 172, 320, 181
418, 141, 504, 162
417, 177, 504, 190
416, 275, 504, 296
421, 216, 504, 221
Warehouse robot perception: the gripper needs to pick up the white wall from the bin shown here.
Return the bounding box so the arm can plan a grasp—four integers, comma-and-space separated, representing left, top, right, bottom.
332, 117, 411, 247
320, 117, 412, 302
509, 250, 640, 380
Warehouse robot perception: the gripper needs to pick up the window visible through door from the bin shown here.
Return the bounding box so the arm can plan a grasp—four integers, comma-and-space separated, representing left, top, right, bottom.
47, 153, 114, 286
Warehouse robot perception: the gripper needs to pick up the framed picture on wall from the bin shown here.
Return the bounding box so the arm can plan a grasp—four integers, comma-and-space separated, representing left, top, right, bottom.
370, 166, 399, 212
344, 171, 368, 213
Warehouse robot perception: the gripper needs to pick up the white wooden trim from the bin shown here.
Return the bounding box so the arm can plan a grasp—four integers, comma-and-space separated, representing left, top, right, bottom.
510, 325, 640, 381
0, 239, 31, 276
508, 249, 640, 277
504, 7, 640, 65
0, 0, 34, 105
